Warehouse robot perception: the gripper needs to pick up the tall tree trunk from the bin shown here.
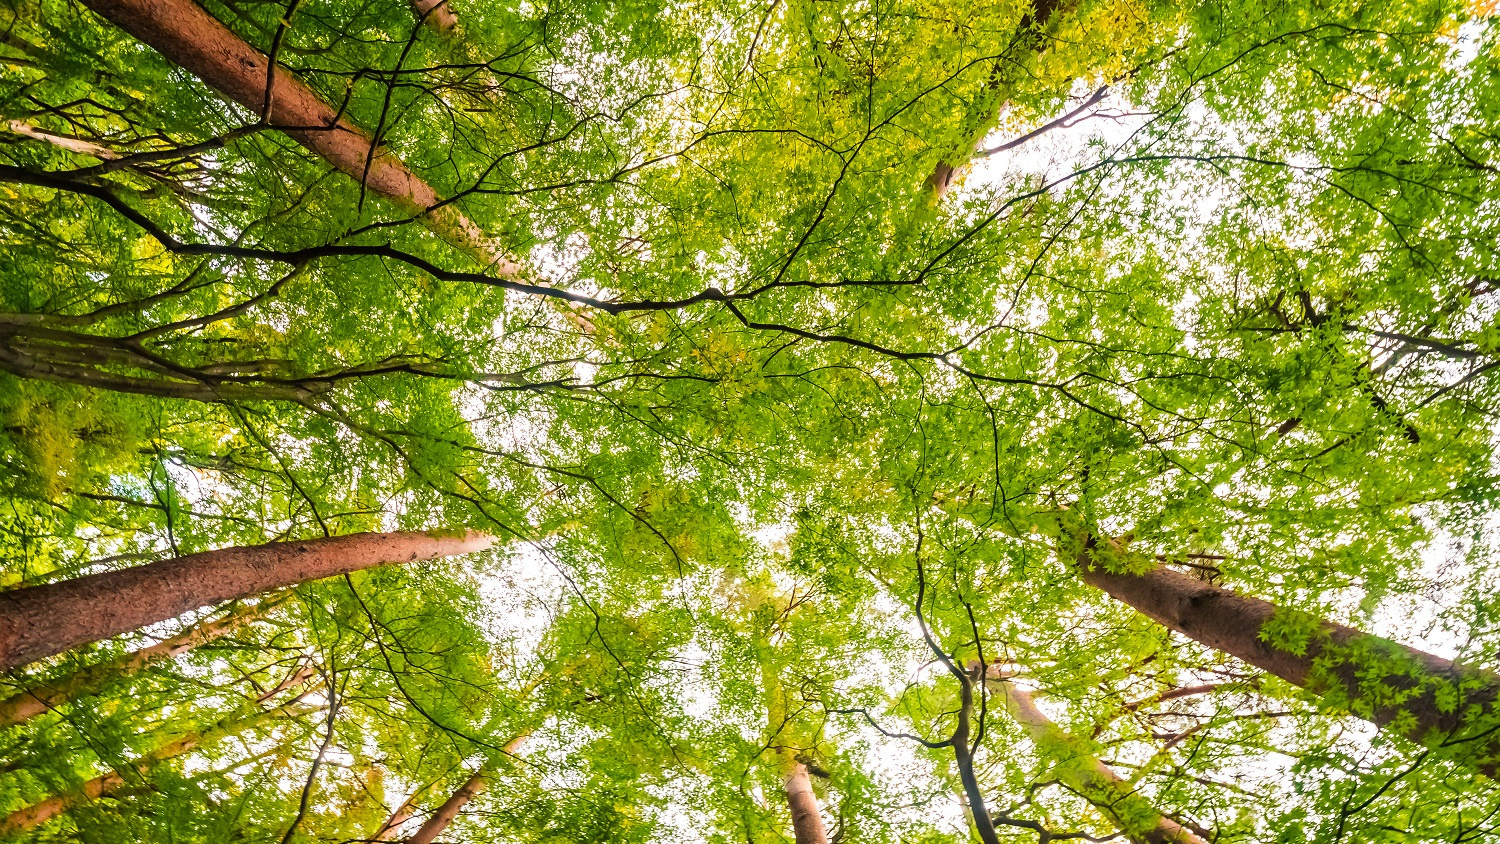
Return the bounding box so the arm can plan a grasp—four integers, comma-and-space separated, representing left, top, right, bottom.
986, 673, 1209, 844
370, 788, 419, 842
77, 0, 516, 272
0, 530, 494, 672
926, 0, 1065, 196
405, 731, 528, 844
756, 643, 830, 844
950, 669, 1002, 844
0, 596, 279, 729
1070, 534, 1500, 773
782, 761, 830, 844
0, 700, 316, 834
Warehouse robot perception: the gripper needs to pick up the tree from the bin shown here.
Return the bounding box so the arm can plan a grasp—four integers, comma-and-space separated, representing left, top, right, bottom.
0, 595, 280, 728
3, 0, 1500, 839
0, 531, 494, 671
986, 669, 1210, 844
0, 698, 321, 834
1066, 527, 1500, 774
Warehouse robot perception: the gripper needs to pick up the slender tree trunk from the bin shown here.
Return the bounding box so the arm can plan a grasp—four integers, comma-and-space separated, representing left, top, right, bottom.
756, 642, 830, 844
987, 673, 1209, 844
1071, 535, 1500, 773
77, 0, 516, 272
926, 0, 1065, 196
0, 700, 316, 834
370, 789, 419, 842
0, 530, 494, 672
782, 761, 830, 844
950, 672, 1002, 844
0, 596, 279, 729
405, 731, 528, 844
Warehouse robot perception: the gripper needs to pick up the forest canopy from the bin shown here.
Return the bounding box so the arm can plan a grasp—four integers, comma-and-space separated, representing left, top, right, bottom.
2, 0, 1500, 840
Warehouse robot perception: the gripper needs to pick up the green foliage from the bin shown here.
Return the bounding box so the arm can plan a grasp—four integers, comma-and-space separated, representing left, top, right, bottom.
2, 0, 1500, 839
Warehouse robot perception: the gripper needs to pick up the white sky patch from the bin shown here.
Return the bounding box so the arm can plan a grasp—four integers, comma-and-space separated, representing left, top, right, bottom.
475, 539, 570, 673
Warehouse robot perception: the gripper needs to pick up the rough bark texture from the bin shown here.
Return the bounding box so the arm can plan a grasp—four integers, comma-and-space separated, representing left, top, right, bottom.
1073, 537, 1500, 772
783, 762, 831, 844
988, 674, 1209, 844
78, 0, 516, 272
404, 732, 527, 844
0, 598, 274, 728
0, 701, 312, 833
0, 530, 494, 672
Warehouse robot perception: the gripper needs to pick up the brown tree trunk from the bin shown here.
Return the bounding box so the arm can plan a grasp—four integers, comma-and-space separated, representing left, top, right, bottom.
782, 761, 831, 844
987, 673, 1209, 844
926, 0, 1066, 197
755, 638, 830, 844
0, 700, 315, 834
1072, 536, 1500, 773
409, 0, 458, 35
405, 731, 528, 844
370, 790, 419, 842
0, 596, 277, 728
0, 530, 494, 672
77, 0, 515, 272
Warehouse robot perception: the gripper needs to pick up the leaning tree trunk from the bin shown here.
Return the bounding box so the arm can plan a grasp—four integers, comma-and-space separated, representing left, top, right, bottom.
986, 673, 1209, 844
405, 731, 529, 844
0, 530, 494, 672
0, 700, 316, 834
369, 788, 419, 842
0, 596, 279, 728
1070, 534, 1500, 774
925, 0, 1066, 196
78, 0, 516, 272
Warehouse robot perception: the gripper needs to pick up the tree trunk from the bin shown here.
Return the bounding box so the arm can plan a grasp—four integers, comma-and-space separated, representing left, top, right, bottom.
0, 700, 316, 834
0, 596, 277, 729
782, 761, 831, 844
0, 530, 494, 672
756, 641, 830, 844
370, 789, 419, 842
1071, 535, 1500, 773
409, 0, 458, 35
77, 0, 515, 272
926, 0, 1065, 196
958, 665, 1012, 844
404, 732, 528, 844
987, 673, 1209, 844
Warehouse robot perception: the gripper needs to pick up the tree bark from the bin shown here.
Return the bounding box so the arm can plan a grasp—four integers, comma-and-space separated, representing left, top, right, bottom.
409, 0, 458, 35
0, 530, 494, 672
404, 731, 528, 844
0, 700, 316, 834
782, 761, 831, 844
370, 789, 419, 842
987, 673, 1209, 844
0, 596, 277, 728
934, 665, 1001, 844
926, 0, 1065, 197
77, 0, 517, 272
1071, 535, 1500, 774
756, 641, 830, 844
